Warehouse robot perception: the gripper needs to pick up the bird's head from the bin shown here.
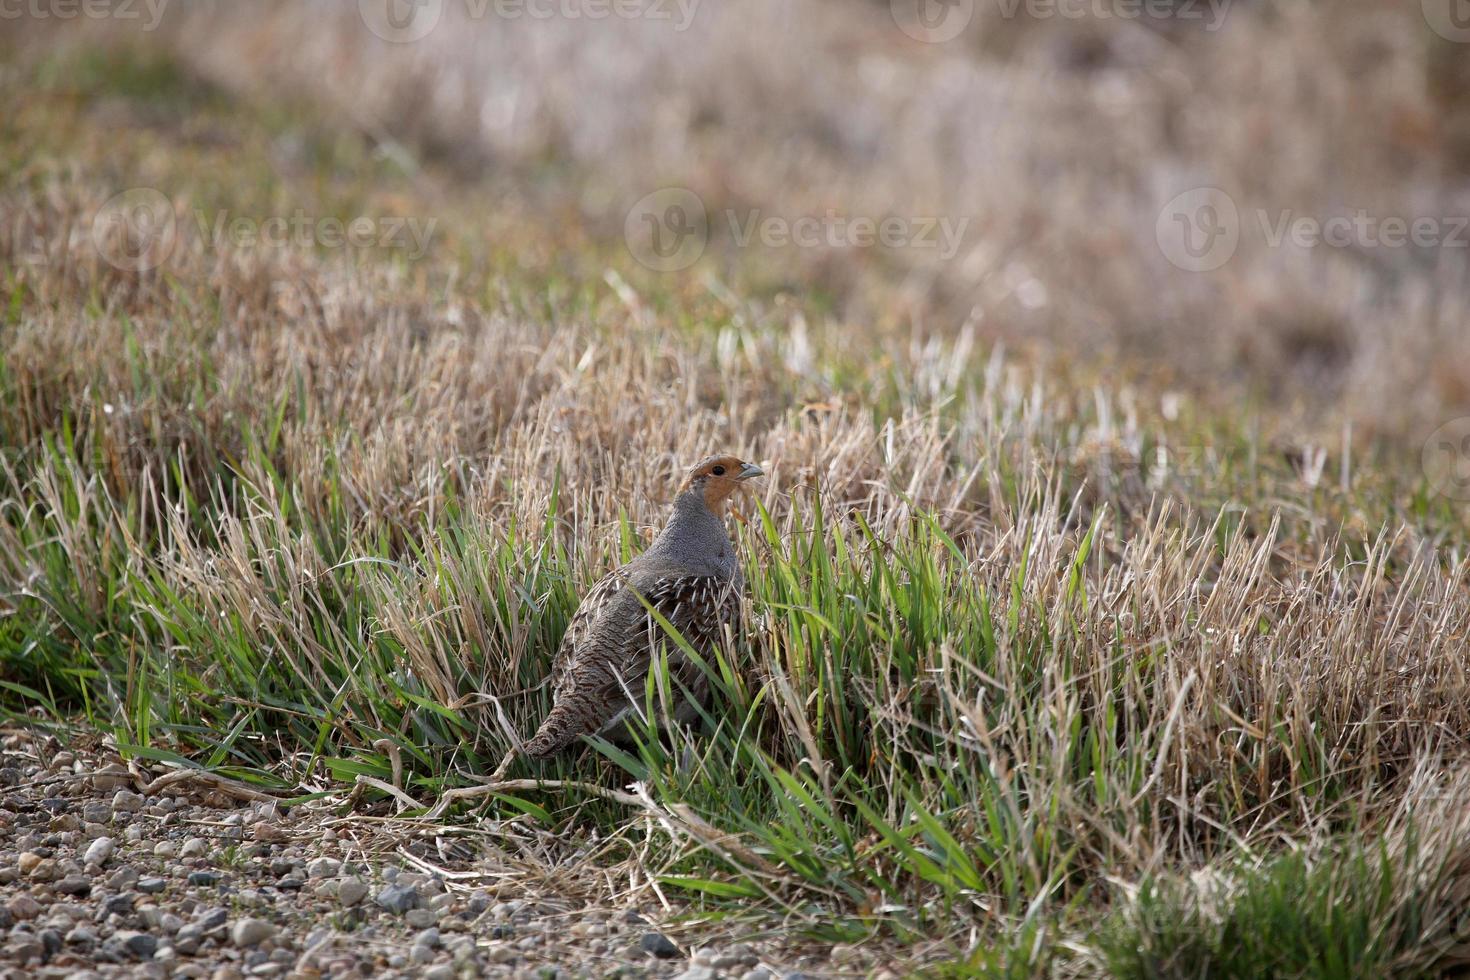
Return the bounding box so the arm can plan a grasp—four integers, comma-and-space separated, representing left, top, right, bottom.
679, 454, 764, 513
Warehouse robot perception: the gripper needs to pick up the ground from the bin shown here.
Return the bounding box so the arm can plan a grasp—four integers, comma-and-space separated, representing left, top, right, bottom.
0, 727, 879, 979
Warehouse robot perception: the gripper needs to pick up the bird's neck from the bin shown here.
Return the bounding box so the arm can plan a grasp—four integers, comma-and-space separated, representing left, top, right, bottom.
651, 489, 730, 555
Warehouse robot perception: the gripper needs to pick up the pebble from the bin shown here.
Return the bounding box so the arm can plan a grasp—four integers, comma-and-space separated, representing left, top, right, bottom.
139, 876, 168, 894
305, 856, 339, 878
111, 790, 145, 812
108, 866, 139, 890
125, 823, 145, 842
154, 841, 177, 858
27, 857, 59, 881
104, 894, 135, 916
180, 837, 210, 858
424, 966, 455, 980
83, 836, 115, 866
337, 876, 368, 907
65, 924, 99, 947
115, 929, 158, 958
231, 917, 276, 946
405, 907, 438, 928
740, 971, 774, 980
6, 894, 42, 919
91, 764, 131, 791
674, 969, 717, 980
57, 873, 91, 896
415, 927, 441, 948
189, 871, 221, 887
199, 907, 230, 932
252, 822, 288, 843
375, 883, 418, 914
642, 932, 682, 959
17, 852, 42, 875
409, 944, 434, 964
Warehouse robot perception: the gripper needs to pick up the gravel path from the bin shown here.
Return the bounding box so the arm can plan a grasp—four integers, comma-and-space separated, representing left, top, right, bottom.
0, 728, 881, 979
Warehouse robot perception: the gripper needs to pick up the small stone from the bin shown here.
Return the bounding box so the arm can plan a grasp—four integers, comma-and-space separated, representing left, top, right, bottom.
337, 877, 368, 907
17, 852, 42, 875
6, 894, 42, 919
180, 838, 209, 858
410, 944, 434, 964
829, 944, 860, 964
424, 966, 454, 980
82, 802, 111, 824
375, 883, 418, 915
84, 837, 115, 866
153, 841, 177, 859
139, 877, 167, 894
104, 893, 135, 916
57, 873, 91, 895
415, 927, 441, 949
65, 924, 99, 947
641, 932, 682, 959
108, 866, 139, 891
189, 871, 220, 887
39, 928, 62, 956
305, 857, 339, 878
673, 969, 716, 980
275, 876, 304, 890
468, 891, 491, 915
231, 917, 276, 947
125, 823, 146, 842
404, 907, 437, 928
160, 912, 184, 934
27, 857, 59, 881
251, 822, 287, 844
112, 790, 145, 812
739, 971, 773, 980
199, 907, 230, 932
7, 937, 41, 963
91, 763, 131, 791
116, 929, 158, 959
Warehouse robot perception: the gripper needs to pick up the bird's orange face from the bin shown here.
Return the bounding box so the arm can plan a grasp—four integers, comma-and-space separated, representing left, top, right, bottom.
681, 454, 764, 511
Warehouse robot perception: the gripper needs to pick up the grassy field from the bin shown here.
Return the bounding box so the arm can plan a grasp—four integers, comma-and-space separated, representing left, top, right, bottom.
6, 11, 1470, 977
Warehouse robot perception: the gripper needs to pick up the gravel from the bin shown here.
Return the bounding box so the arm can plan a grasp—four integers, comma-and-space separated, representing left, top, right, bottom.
83, 836, 115, 866
643, 931, 683, 959
230, 917, 276, 946
0, 727, 845, 978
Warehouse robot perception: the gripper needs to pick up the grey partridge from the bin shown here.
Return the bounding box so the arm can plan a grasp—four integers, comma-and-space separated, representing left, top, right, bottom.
513, 454, 763, 765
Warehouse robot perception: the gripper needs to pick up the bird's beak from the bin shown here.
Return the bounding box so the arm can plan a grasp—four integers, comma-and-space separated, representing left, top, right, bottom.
737, 462, 765, 480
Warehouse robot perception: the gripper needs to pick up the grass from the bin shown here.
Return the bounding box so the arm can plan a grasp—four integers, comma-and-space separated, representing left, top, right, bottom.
5, 32, 1470, 977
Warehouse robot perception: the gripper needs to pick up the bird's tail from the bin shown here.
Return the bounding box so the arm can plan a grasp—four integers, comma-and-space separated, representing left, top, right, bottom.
520, 701, 591, 760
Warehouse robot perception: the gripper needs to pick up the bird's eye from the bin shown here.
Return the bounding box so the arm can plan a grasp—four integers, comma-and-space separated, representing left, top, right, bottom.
711, 465, 726, 476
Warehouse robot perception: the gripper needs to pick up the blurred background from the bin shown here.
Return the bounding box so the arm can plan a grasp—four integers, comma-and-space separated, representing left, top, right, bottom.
7, 0, 1470, 445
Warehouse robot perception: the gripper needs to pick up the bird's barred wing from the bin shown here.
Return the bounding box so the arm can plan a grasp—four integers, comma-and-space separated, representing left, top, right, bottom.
637, 573, 744, 653
553, 572, 742, 704
548, 567, 631, 702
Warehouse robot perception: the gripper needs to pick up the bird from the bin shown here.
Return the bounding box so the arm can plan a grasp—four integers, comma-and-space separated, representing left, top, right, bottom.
495, 454, 764, 776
